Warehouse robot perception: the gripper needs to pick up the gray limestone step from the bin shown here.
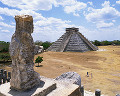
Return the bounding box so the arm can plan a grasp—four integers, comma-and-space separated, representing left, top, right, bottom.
39, 76, 80, 96
64, 33, 91, 52
0, 76, 81, 96
0, 78, 56, 96
47, 81, 79, 96
47, 27, 98, 52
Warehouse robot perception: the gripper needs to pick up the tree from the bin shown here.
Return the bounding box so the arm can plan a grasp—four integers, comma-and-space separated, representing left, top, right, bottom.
101, 40, 112, 46
112, 40, 120, 45
34, 40, 43, 46
92, 40, 101, 46
34, 41, 52, 50
41, 41, 52, 50
35, 56, 43, 66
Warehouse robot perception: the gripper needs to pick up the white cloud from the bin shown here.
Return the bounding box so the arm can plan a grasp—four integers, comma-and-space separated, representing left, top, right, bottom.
76, 25, 120, 41
19, 10, 46, 20
1, 30, 10, 32
86, 1, 120, 22
55, 0, 87, 16
64, 2, 87, 16
0, 6, 75, 42
98, 27, 120, 40
112, 4, 115, 7
0, 0, 53, 11
102, 1, 110, 7
33, 17, 74, 41
0, 7, 20, 17
0, 16, 3, 20
96, 21, 114, 28
112, 20, 116, 22
81, 26, 120, 41
0, 0, 87, 16
73, 13, 80, 16
118, 25, 120, 29
85, 7, 120, 22
0, 22, 14, 28
35, 17, 71, 27
85, 1, 120, 29
0, 7, 46, 21
116, 0, 120, 4
55, 0, 77, 6
0, 0, 119, 42
87, 2, 93, 6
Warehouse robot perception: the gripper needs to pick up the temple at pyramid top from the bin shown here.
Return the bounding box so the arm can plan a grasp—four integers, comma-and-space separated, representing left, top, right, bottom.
66, 27, 79, 33
47, 27, 98, 52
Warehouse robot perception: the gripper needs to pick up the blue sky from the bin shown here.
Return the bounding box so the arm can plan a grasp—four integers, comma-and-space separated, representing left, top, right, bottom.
0, 0, 120, 42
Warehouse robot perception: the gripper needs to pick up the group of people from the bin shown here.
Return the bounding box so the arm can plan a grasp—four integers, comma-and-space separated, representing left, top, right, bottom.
86, 72, 93, 78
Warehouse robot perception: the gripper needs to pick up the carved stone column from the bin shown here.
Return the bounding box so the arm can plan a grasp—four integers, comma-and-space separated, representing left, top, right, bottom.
9, 15, 40, 91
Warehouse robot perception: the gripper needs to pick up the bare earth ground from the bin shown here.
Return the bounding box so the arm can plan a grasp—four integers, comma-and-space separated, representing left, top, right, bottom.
1, 46, 120, 96
34, 46, 120, 96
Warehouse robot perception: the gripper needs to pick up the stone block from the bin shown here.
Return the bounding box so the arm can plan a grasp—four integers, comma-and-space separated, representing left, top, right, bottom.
0, 78, 56, 96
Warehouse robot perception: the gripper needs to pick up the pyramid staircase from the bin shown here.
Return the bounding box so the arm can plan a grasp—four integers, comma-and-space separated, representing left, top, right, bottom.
47, 27, 98, 52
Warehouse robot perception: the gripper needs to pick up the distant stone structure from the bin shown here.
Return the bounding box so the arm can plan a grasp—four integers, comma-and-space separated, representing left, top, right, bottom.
9, 15, 40, 91
47, 27, 98, 52
34, 45, 44, 55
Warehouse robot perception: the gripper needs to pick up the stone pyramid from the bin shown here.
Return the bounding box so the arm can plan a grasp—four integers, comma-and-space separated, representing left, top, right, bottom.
47, 27, 98, 52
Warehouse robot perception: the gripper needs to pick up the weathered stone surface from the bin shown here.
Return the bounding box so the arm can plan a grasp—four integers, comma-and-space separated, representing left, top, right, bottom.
0, 79, 56, 96
55, 72, 81, 86
9, 15, 40, 91
47, 27, 98, 52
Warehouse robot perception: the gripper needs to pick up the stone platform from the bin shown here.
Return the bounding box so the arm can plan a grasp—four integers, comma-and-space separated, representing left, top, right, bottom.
0, 78, 56, 96
39, 76, 80, 96
0, 76, 81, 96
47, 80, 80, 96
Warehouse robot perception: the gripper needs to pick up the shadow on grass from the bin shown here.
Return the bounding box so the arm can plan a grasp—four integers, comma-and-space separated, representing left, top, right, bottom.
35, 65, 43, 67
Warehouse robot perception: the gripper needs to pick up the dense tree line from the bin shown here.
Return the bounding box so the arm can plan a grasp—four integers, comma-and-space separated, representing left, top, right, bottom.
34, 40, 52, 50
92, 40, 120, 46
0, 41, 10, 52
0, 40, 120, 52
0, 41, 11, 62
0, 40, 52, 62
0, 40, 120, 61
0, 40, 52, 52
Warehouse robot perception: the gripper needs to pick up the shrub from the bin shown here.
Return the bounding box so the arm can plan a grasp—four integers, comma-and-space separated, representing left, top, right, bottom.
35, 56, 43, 66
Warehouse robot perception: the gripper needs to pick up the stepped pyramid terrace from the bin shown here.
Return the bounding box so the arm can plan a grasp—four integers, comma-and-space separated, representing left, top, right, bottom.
47, 27, 98, 52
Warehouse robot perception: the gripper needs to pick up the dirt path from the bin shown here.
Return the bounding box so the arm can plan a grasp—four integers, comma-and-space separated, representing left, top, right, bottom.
34, 46, 120, 96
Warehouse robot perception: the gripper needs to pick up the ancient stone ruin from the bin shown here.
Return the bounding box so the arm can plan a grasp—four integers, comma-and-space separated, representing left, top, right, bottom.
9, 15, 40, 91
0, 15, 106, 96
47, 27, 98, 52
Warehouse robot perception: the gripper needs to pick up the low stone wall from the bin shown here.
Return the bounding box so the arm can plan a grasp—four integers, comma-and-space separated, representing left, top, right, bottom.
33, 83, 56, 96
68, 86, 81, 96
